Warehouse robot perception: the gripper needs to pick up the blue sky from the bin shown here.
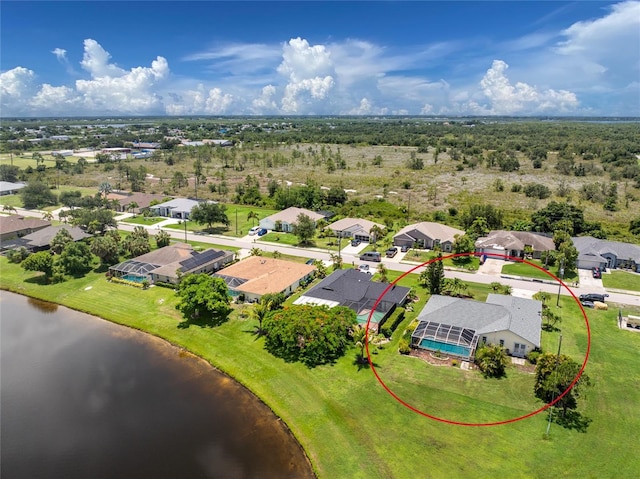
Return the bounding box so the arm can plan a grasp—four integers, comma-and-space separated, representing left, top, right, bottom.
1, 1, 639, 117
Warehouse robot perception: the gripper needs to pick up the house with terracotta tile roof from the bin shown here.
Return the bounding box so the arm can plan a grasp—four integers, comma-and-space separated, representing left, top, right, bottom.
215, 256, 316, 302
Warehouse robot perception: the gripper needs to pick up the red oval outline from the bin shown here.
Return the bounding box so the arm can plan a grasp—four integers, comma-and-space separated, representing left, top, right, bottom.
365, 251, 591, 426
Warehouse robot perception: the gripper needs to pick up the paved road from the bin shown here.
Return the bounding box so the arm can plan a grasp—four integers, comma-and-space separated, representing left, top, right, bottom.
7, 206, 640, 308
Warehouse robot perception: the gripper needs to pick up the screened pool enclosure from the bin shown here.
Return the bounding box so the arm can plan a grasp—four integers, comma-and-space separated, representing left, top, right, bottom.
410, 320, 480, 359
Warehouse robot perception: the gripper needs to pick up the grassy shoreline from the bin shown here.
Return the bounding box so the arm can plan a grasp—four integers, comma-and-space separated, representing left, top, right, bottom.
2, 258, 639, 478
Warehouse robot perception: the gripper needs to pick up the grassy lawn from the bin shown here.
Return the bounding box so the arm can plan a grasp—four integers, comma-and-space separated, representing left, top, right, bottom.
602, 270, 640, 292
2, 258, 638, 478
258, 232, 340, 251
120, 215, 165, 226
224, 204, 278, 237
502, 259, 579, 282
402, 250, 480, 271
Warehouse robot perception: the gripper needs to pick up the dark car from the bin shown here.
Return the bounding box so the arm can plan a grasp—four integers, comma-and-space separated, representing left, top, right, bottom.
305, 258, 316, 265
257, 228, 268, 236
351, 238, 361, 247
400, 245, 410, 253
385, 247, 398, 258
579, 293, 609, 303
592, 267, 601, 279
580, 300, 595, 309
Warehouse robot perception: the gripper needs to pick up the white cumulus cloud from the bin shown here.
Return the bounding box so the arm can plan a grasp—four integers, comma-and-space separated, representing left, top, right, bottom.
476, 60, 579, 114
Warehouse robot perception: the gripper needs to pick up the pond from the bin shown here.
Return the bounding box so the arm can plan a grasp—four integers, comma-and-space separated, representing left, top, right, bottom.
0, 291, 314, 479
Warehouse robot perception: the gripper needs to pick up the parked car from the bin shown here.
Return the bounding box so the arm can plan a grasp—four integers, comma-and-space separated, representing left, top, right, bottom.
386, 247, 398, 258
579, 293, 609, 303
360, 251, 382, 262
580, 300, 595, 309
592, 267, 602, 279
400, 245, 410, 253
257, 228, 268, 236
351, 238, 361, 247
248, 226, 260, 235
358, 264, 371, 274
305, 258, 316, 265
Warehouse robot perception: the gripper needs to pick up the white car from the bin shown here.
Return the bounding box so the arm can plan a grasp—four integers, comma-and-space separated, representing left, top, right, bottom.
358, 264, 372, 274
248, 226, 260, 235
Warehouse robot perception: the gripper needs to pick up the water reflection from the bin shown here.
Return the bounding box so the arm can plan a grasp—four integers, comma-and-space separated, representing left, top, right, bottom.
1, 291, 314, 479
27, 296, 59, 313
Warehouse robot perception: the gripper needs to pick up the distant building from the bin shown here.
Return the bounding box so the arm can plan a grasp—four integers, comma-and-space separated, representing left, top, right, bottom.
393, 222, 464, 252
0, 181, 26, 196
475, 230, 555, 260
149, 198, 214, 219
0, 215, 50, 242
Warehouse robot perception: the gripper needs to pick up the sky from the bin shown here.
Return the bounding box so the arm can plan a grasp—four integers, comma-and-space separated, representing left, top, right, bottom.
1, 1, 639, 117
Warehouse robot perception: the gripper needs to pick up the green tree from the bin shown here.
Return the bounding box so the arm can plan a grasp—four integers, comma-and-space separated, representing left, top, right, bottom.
57, 241, 93, 276
466, 217, 490, 241
262, 305, 357, 367
313, 259, 327, 278
531, 202, 585, 235
124, 226, 151, 257
325, 186, 347, 206
534, 353, 591, 417
247, 211, 259, 226
155, 230, 171, 248
419, 254, 445, 294
68, 207, 116, 234
250, 300, 272, 336
190, 202, 230, 232
50, 228, 74, 254
250, 247, 263, 256
292, 213, 316, 246
475, 343, 509, 378
91, 235, 120, 265
20, 181, 57, 209
0, 164, 20, 182
175, 274, 232, 327
452, 233, 475, 264
21, 251, 54, 279
369, 224, 384, 246
98, 181, 112, 199
377, 262, 389, 283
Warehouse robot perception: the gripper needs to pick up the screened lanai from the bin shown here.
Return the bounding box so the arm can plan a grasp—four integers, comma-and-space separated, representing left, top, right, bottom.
410, 320, 479, 359
109, 259, 161, 282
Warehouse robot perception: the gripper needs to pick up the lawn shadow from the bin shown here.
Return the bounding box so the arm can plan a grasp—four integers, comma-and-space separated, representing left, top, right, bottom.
177, 315, 229, 329
554, 410, 592, 433
24, 274, 50, 285
352, 353, 381, 371
542, 324, 562, 332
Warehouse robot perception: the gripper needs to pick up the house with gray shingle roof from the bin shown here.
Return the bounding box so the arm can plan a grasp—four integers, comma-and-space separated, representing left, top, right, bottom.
259, 207, 325, 233
572, 236, 640, 273
293, 268, 410, 331
411, 294, 542, 359
149, 198, 215, 219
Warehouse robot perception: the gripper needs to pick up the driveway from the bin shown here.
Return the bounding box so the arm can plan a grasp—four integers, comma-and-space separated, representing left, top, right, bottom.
578, 268, 605, 292
477, 258, 504, 276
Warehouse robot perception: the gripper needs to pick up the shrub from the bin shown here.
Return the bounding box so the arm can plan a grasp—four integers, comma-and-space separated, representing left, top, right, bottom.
398, 339, 411, 354
524, 183, 551, 199
379, 307, 406, 338
526, 350, 542, 365
452, 359, 459, 367
474, 343, 508, 378
511, 184, 522, 193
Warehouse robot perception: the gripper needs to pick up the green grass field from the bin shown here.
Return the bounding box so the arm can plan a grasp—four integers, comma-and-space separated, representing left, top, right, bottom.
1, 258, 638, 479
602, 270, 640, 292
120, 215, 165, 226
502, 260, 579, 282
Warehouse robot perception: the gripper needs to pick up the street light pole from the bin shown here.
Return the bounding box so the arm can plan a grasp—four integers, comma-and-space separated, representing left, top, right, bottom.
184, 218, 187, 242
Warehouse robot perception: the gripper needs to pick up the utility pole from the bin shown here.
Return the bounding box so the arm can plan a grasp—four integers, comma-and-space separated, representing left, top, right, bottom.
184, 219, 187, 242
545, 334, 563, 437
235, 209, 238, 235
556, 258, 565, 307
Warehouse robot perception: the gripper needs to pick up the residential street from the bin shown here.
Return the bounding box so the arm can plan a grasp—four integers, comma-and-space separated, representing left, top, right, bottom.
8, 206, 640, 308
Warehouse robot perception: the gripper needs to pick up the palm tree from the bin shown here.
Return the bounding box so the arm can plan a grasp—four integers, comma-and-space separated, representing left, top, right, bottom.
369, 225, 384, 246
127, 201, 139, 216
98, 181, 112, 199
247, 211, 259, 226
377, 263, 389, 283
352, 327, 368, 364
42, 211, 54, 221
250, 247, 263, 256
3, 204, 18, 214
251, 298, 273, 335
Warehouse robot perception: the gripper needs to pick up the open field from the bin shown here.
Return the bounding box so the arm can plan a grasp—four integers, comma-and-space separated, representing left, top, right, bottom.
3, 139, 640, 238
2, 257, 638, 478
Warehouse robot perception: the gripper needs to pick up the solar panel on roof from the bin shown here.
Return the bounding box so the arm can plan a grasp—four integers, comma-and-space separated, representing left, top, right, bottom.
179, 249, 225, 271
